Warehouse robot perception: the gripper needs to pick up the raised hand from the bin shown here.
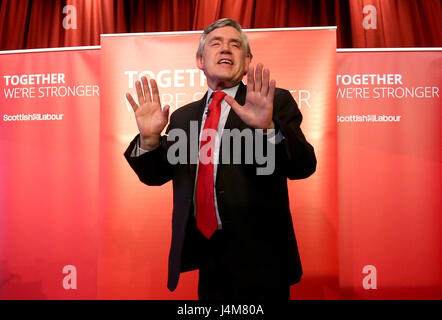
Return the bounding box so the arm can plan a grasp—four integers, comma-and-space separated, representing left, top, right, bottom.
224, 63, 276, 129
126, 76, 170, 150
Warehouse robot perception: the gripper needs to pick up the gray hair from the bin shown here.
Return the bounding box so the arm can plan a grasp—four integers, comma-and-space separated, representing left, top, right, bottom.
196, 18, 253, 59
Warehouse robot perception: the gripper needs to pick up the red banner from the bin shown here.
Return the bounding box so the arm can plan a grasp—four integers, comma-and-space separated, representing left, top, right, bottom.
2, 40, 439, 301
98, 28, 338, 299
337, 49, 442, 299
0, 48, 100, 299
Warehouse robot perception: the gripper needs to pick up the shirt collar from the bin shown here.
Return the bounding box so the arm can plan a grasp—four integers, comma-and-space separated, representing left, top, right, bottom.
206, 83, 241, 105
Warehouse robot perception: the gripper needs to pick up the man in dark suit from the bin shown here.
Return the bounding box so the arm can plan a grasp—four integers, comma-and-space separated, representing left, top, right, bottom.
124, 18, 316, 300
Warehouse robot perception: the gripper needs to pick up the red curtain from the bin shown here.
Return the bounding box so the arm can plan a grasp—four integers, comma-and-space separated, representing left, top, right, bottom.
1, 0, 441, 50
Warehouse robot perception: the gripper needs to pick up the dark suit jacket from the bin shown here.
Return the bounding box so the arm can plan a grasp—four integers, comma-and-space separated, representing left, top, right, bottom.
124, 82, 316, 291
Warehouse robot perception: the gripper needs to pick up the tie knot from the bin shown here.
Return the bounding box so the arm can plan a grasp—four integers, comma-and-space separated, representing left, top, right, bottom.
211, 91, 226, 104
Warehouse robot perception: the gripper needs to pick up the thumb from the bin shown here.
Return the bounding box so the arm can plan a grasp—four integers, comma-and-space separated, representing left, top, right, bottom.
162, 104, 170, 121
224, 95, 244, 116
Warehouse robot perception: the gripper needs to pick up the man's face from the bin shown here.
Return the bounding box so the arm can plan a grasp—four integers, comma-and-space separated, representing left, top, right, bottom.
197, 26, 251, 90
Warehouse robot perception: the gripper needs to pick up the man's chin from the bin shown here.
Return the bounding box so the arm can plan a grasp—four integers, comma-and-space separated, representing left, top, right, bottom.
216, 74, 242, 85
205, 72, 242, 89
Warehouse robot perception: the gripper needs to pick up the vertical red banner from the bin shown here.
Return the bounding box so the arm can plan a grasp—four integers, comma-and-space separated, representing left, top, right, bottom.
98, 28, 337, 299
0, 48, 100, 299
337, 49, 442, 299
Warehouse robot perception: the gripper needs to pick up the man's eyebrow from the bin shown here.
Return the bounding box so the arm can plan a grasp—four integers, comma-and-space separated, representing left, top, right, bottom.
208, 36, 222, 43
208, 36, 242, 44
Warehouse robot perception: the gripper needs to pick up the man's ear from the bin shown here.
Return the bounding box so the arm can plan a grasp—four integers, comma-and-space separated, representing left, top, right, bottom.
196, 54, 204, 70
243, 54, 252, 75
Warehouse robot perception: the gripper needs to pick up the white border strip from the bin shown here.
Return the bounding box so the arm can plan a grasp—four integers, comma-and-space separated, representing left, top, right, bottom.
0, 45, 100, 55
100, 30, 201, 37
338, 47, 442, 52
100, 26, 337, 38
245, 26, 337, 32
1, 45, 440, 55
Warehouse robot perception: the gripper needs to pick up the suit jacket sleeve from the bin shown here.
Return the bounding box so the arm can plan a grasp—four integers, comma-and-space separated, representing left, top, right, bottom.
272, 88, 317, 180
123, 133, 173, 186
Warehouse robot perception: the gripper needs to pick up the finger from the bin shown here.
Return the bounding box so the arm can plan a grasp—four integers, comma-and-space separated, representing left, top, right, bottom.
254, 63, 263, 93
246, 66, 254, 94
225, 95, 245, 117
268, 79, 276, 105
162, 104, 170, 121
150, 79, 161, 105
261, 68, 270, 96
135, 80, 145, 105
141, 76, 152, 103
126, 93, 138, 112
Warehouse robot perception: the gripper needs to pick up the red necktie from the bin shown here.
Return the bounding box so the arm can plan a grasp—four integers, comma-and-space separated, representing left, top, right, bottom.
196, 91, 226, 239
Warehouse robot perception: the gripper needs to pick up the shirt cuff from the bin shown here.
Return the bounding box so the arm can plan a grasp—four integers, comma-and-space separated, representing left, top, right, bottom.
256, 128, 285, 144
130, 137, 150, 157
269, 129, 285, 144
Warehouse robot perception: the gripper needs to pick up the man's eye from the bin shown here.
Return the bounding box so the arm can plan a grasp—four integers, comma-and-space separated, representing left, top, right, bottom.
232, 43, 241, 48
211, 42, 220, 46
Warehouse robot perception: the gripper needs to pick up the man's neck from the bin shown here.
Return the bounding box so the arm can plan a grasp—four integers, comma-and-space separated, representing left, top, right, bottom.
207, 83, 240, 104
207, 79, 242, 91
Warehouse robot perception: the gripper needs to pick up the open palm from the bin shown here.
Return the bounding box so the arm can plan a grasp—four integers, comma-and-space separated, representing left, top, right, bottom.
225, 64, 276, 129
126, 76, 170, 149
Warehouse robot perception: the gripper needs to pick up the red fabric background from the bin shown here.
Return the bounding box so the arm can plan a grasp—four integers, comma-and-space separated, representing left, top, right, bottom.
1, 0, 441, 50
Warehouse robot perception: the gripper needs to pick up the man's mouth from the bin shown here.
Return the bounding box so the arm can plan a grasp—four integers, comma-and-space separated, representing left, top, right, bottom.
218, 59, 233, 65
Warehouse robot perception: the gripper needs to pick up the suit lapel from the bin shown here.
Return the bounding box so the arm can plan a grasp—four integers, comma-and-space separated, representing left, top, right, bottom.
188, 92, 207, 182
194, 92, 208, 133
222, 81, 247, 131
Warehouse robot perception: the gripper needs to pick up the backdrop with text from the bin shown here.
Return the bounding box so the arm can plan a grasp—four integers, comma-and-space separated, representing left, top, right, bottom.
0, 48, 100, 299
2, 35, 439, 301
98, 28, 338, 299
337, 49, 442, 299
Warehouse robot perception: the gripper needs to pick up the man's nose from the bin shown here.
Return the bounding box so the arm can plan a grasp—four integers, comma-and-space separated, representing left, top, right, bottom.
220, 41, 231, 53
